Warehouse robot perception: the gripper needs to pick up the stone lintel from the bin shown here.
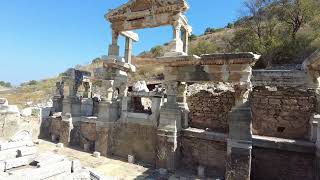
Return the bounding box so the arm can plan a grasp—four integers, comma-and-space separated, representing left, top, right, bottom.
120, 31, 139, 42
253, 135, 315, 154
252, 70, 309, 88
182, 128, 227, 142
102, 58, 136, 73
128, 91, 164, 98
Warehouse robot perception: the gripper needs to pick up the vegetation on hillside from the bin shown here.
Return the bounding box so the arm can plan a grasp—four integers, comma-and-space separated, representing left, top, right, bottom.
145, 0, 320, 69
0, 78, 58, 108
0, 81, 12, 88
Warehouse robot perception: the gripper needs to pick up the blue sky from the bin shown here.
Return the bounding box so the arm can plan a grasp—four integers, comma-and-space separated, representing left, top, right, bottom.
0, 0, 243, 85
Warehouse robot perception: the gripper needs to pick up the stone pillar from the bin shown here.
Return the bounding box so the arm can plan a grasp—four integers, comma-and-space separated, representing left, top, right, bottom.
124, 37, 132, 64
156, 81, 182, 171
177, 82, 189, 128
226, 102, 252, 180
62, 96, 81, 117
165, 21, 184, 57
59, 114, 73, 146
95, 80, 118, 157
108, 30, 120, 57
181, 27, 189, 54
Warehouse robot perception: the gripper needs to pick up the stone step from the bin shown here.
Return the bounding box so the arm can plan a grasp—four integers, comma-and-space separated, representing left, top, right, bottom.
0, 141, 33, 151
10, 160, 72, 179
17, 147, 37, 157
4, 155, 36, 171
34, 153, 66, 167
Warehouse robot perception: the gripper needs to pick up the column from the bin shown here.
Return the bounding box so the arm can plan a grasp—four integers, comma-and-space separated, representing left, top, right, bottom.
181, 27, 189, 54
95, 80, 118, 157
156, 81, 182, 171
108, 30, 120, 56
225, 102, 252, 180
124, 37, 132, 64
177, 82, 189, 128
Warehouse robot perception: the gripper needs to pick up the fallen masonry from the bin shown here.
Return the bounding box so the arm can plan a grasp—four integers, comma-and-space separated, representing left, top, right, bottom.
0, 132, 107, 179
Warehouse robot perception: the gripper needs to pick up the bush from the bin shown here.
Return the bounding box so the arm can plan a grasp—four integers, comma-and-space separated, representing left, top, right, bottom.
189, 41, 217, 56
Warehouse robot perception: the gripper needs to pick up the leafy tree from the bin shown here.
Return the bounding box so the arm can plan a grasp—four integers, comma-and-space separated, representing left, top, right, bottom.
189, 41, 217, 56
0, 81, 12, 87
27, 80, 38, 86
189, 34, 197, 41
277, 0, 319, 40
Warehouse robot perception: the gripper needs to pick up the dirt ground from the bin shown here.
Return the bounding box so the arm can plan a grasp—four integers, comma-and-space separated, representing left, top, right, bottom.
36, 140, 218, 180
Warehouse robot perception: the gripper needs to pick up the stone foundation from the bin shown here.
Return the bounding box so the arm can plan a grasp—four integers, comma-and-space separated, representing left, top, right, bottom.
180, 136, 227, 177
250, 87, 316, 140
110, 122, 157, 165
251, 147, 315, 180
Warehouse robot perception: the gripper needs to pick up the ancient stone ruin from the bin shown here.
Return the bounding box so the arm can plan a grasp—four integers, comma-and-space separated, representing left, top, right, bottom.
1, 0, 320, 179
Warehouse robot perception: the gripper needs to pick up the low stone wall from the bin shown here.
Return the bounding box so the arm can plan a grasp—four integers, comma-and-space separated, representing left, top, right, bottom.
251, 147, 315, 180
110, 122, 157, 165
187, 87, 235, 132
180, 131, 227, 178
250, 87, 316, 140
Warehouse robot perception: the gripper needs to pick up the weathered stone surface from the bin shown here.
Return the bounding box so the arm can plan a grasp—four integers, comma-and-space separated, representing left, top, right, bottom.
187, 83, 235, 132
72, 159, 82, 173
0, 149, 18, 161
12, 160, 72, 179
34, 153, 65, 167
251, 147, 315, 180
110, 122, 157, 165
250, 87, 316, 140
0, 141, 33, 151
4, 155, 35, 171
17, 146, 37, 157
180, 136, 227, 178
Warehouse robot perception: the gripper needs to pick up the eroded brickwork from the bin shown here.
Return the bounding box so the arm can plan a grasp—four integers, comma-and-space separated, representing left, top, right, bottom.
180, 136, 227, 177
251, 147, 315, 180
187, 90, 235, 132
250, 87, 316, 140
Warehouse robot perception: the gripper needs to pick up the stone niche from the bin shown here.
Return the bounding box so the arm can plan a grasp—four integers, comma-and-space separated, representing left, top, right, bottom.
186, 83, 235, 133
251, 147, 315, 180
250, 86, 316, 140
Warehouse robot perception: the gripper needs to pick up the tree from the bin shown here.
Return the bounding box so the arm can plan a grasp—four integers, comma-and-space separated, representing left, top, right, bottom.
277, 0, 319, 40
189, 41, 217, 56
28, 80, 38, 86
189, 34, 197, 41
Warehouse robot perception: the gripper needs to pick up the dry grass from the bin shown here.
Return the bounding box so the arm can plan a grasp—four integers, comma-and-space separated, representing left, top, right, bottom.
0, 77, 58, 108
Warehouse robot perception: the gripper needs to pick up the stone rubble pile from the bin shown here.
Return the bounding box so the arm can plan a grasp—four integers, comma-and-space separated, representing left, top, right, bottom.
0, 132, 106, 180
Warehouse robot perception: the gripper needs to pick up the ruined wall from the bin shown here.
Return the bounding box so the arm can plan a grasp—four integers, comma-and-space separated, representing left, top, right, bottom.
180, 136, 227, 178
187, 87, 235, 132
251, 147, 315, 180
110, 122, 157, 165
250, 87, 316, 140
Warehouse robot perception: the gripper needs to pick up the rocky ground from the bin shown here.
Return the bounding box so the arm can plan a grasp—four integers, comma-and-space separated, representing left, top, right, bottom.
36, 140, 219, 180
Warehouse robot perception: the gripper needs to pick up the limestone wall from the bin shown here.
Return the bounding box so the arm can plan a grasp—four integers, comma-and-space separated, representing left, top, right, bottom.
110, 122, 157, 165
250, 87, 316, 140
187, 84, 235, 132
180, 136, 227, 178
251, 147, 315, 180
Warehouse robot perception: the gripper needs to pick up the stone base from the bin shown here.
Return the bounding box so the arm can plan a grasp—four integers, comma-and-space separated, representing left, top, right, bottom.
95, 123, 113, 157
156, 129, 180, 171
226, 145, 252, 180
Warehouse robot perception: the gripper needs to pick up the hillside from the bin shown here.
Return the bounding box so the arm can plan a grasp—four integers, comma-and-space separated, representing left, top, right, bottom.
0, 78, 58, 108
1, 0, 319, 108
